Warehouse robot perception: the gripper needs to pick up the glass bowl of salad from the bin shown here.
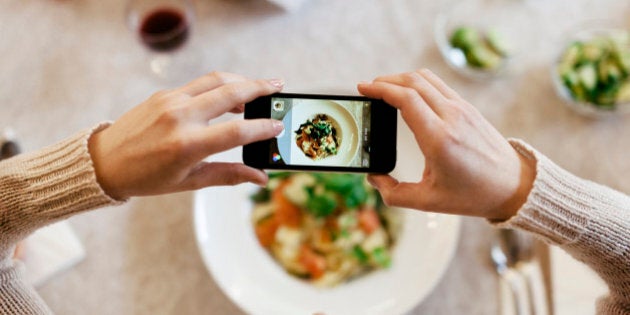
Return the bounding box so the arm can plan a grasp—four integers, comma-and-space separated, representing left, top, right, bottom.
552, 23, 630, 117
434, 0, 531, 80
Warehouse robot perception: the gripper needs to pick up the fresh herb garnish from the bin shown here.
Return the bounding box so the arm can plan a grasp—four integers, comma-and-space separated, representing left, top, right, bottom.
371, 247, 392, 268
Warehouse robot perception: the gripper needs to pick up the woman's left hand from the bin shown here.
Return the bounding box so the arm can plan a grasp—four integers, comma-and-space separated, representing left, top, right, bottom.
88, 72, 285, 200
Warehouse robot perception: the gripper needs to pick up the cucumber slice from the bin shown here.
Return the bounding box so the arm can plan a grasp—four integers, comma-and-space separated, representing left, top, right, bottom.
467, 45, 503, 69
598, 58, 622, 84
617, 81, 630, 103
561, 70, 586, 101
450, 27, 480, 50
582, 43, 604, 62
614, 51, 630, 75
560, 42, 583, 67
486, 28, 511, 57
560, 69, 579, 87
577, 63, 597, 91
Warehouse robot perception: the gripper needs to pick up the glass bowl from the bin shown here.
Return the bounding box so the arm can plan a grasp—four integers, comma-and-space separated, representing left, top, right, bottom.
434, 0, 531, 80
551, 23, 630, 117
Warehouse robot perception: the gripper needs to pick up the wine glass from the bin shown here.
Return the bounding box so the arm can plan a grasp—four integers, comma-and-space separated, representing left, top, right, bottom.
126, 0, 195, 79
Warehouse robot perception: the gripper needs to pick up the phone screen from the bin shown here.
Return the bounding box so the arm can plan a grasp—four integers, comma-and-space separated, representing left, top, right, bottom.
268, 96, 372, 168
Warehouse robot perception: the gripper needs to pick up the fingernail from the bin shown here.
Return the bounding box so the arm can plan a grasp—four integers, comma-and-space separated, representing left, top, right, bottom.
254, 178, 267, 187
358, 80, 372, 85
254, 172, 269, 187
267, 78, 285, 88
272, 119, 285, 133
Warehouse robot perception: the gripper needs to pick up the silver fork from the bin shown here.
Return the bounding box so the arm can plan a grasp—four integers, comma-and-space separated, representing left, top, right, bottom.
491, 229, 549, 315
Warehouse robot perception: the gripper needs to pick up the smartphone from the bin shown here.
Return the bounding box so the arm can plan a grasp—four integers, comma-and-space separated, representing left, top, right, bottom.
243, 93, 397, 173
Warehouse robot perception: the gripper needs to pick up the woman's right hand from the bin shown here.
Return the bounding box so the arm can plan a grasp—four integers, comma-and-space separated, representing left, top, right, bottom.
358, 69, 535, 221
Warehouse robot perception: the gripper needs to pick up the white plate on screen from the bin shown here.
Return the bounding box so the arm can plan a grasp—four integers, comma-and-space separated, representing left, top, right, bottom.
193, 113, 461, 315
279, 99, 360, 167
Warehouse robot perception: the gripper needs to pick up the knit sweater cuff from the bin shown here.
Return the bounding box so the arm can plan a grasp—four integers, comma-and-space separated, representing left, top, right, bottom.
492, 139, 627, 247
0, 123, 123, 243
496, 139, 630, 309
0, 263, 53, 315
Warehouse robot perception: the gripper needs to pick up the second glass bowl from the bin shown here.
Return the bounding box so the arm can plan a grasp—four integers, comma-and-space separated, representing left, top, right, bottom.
434, 0, 532, 80
551, 23, 630, 117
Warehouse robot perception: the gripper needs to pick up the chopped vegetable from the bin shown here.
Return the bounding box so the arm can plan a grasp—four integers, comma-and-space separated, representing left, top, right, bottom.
295, 114, 340, 160
255, 216, 279, 248
306, 192, 337, 217
358, 207, 381, 234
352, 245, 369, 264
450, 27, 480, 50
315, 173, 368, 208
298, 245, 326, 279
272, 181, 302, 227
371, 247, 392, 268
250, 173, 401, 287
249, 188, 270, 203
486, 28, 511, 57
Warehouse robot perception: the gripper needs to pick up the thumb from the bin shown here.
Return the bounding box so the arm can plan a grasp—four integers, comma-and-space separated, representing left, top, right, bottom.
367, 174, 399, 193
367, 174, 404, 207
367, 174, 425, 210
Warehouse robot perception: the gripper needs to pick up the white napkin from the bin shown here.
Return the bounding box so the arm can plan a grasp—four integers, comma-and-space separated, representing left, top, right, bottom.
266, 0, 308, 12
20, 221, 85, 287
551, 247, 607, 315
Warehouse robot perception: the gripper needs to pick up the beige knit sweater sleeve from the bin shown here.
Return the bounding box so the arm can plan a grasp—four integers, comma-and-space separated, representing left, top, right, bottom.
0, 124, 122, 314
496, 139, 630, 314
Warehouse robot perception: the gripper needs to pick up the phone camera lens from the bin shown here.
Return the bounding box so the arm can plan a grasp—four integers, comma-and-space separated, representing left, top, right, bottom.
273, 101, 284, 112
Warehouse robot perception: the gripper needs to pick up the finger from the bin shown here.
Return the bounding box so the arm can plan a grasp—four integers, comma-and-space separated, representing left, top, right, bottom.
230, 103, 245, 114
191, 78, 284, 120
195, 118, 284, 156
180, 162, 269, 189
178, 71, 248, 96
358, 81, 437, 135
367, 174, 429, 210
366, 173, 398, 190
417, 69, 462, 100
371, 71, 448, 115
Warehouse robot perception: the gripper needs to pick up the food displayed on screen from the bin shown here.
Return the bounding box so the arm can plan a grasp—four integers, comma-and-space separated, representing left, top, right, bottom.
294, 114, 340, 160
250, 172, 401, 287
269, 97, 371, 168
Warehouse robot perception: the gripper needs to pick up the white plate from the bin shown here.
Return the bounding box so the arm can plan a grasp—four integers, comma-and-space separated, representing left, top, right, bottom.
194, 187, 460, 315
279, 99, 360, 167
193, 114, 461, 315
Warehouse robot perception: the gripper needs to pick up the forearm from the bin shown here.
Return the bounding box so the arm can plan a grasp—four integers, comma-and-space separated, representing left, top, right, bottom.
0, 123, 122, 260
495, 139, 630, 311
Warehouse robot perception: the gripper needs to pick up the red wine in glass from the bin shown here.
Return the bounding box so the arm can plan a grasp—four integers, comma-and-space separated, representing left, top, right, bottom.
139, 8, 189, 52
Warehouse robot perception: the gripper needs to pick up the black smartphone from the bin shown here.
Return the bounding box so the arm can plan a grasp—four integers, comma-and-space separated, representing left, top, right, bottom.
243, 93, 397, 173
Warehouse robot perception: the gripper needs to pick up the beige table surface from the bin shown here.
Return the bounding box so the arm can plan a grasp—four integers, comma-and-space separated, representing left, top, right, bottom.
1, 0, 629, 314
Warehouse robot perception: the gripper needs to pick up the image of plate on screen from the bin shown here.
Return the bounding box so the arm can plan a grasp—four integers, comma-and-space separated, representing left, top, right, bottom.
279, 99, 359, 167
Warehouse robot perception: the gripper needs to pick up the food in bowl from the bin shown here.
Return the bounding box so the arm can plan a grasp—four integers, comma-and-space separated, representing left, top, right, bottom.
250, 172, 401, 287
556, 29, 630, 109
448, 26, 511, 72
295, 114, 340, 160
